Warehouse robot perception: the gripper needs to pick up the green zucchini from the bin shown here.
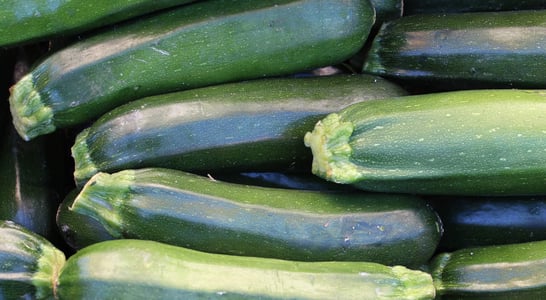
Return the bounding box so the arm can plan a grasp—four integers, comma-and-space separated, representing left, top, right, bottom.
0, 0, 197, 47
0, 120, 69, 243
59, 168, 443, 267
71, 74, 407, 186
362, 10, 546, 90
9, 0, 375, 141
56, 239, 436, 300
370, 0, 402, 23
0, 220, 66, 300
426, 195, 546, 251
303, 89, 546, 196
403, 0, 546, 15
429, 240, 546, 299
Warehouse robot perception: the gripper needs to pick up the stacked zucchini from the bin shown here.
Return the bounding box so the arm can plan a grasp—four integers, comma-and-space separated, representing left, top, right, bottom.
1, 0, 545, 299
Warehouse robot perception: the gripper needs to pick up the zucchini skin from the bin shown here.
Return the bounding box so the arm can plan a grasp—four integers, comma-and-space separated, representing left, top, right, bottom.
56, 239, 436, 300
0, 220, 66, 300
429, 240, 546, 299
9, 0, 375, 141
303, 89, 546, 196
60, 168, 443, 267
363, 10, 546, 90
71, 74, 407, 186
403, 0, 546, 15
426, 195, 546, 251
0, 122, 67, 243
0, 0, 197, 47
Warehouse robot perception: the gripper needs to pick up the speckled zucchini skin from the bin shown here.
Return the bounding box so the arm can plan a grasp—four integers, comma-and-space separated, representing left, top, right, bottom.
9, 0, 375, 140
304, 89, 546, 196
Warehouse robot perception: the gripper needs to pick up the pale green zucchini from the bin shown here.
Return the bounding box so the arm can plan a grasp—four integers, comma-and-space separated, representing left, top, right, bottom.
304, 89, 546, 196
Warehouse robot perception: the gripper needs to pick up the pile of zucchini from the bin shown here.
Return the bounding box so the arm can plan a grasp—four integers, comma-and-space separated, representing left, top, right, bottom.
1, 0, 545, 299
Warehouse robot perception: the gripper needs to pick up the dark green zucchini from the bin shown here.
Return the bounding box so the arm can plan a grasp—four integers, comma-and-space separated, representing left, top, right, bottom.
370, 0, 402, 23
426, 195, 546, 251
304, 89, 546, 196
0, 220, 66, 300
0, 0, 198, 47
71, 74, 407, 186
429, 240, 546, 299
362, 10, 546, 91
403, 0, 546, 15
56, 239, 436, 299
9, 0, 375, 141
59, 168, 443, 267
0, 120, 68, 243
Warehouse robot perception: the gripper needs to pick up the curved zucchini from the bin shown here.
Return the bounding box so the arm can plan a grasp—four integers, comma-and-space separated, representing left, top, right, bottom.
71, 74, 407, 186
304, 89, 546, 196
429, 240, 546, 299
426, 195, 546, 251
59, 168, 443, 267
0, 0, 197, 47
403, 0, 546, 15
363, 10, 546, 90
56, 239, 436, 300
9, 0, 375, 141
0, 220, 66, 300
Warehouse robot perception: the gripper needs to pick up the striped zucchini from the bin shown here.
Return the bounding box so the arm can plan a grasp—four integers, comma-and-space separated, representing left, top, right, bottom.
56, 239, 436, 300
0, 220, 65, 300
59, 168, 443, 267
362, 10, 546, 90
8, 0, 375, 141
426, 195, 546, 251
304, 89, 546, 196
71, 74, 407, 186
0, 0, 197, 47
429, 240, 546, 299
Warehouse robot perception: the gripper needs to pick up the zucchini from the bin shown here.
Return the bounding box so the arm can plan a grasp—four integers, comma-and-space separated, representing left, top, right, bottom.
0, 119, 69, 244
0, 0, 197, 47
303, 89, 546, 196
370, 0, 403, 23
403, 0, 546, 15
0, 220, 65, 300
426, 195, 546, 251
362, 10, 546, 90
71, 74, 407, 186
59, 168, 443, 267
429, 240, 546, 299
8, 0, 375, 141
56, 239, 436, 300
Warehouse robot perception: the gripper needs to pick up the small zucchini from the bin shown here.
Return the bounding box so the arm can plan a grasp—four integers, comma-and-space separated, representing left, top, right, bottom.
426, 195, 546, 251
0, 0, 197, 47
59, 168, 443, 267
56, 239, 436, 300
0, 220, 65, 300
71, 74, 407, 186
9, 0, 375, 141
304, 89, 546, 196
429, 240, 546, 299
362, 10, 546, 90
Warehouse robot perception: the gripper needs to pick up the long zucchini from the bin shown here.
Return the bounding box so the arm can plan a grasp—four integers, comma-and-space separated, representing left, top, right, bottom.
403, 0, 546, 15
59, 168, 442, 267
8, 0, 375, 141
426, 195, 546, 251
429, 240, 546, 299
71, 74, 407, 186
362, 10, 546, 90
56, 239, 436, 300
0, 220, 66, 300
303, 89, 546, 196
0, 0, 197, 47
